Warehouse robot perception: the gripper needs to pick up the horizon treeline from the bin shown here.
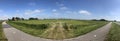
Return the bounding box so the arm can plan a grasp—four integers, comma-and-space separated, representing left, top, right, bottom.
7, 17, 112, 22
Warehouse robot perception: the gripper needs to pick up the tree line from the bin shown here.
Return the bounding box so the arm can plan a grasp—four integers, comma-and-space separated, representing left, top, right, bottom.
8, 17, 38, 21
8, 17, 112, 22
91, 19, 107, 21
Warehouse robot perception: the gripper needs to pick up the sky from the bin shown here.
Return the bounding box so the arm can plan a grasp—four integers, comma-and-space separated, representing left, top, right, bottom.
0, 0, 120, 21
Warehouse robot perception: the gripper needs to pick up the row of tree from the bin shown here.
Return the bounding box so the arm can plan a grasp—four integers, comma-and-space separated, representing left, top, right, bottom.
8, 17, 111, 22
8, 17, 38, 21
91, 19, 107, 21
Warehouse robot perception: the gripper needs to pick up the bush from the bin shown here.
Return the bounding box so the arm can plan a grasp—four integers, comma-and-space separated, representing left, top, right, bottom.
29, 18, 38, 20
99, 19, 107, 21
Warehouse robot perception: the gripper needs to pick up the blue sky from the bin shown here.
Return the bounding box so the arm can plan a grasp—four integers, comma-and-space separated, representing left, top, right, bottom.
0, 0, 119, 21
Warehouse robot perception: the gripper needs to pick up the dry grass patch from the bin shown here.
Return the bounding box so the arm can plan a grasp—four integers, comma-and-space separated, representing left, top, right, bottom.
41, 22, 74, 40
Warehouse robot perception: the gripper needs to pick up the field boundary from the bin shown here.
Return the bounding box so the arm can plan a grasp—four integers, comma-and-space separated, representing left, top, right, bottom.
0, 21, 7, 41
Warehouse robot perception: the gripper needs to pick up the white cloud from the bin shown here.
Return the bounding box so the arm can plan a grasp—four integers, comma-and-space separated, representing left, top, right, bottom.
51, 9, 60, 16
16, 10, 20, 12
60, 6, 68, 10
53, 12, 58, 14
79, 10, 91, 15
28, 2, 36, 6
59, 4, 64, 6
56, 2, 64, 6
66, 11, 72, 13
0, 10, 3, 12
0, 15, 8, 20
66, 11, 76, 14
56, 2, 68, 10
56, 2, 59, 4
109, 9, 120, 21
25, 9, 43, 15
52, 9, 57, 12
34, 9, 41, 12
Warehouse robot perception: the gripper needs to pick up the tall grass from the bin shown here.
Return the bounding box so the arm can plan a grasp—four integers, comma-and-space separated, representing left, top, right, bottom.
7, 22, 48, 36
0, 22, 7, 41
105, 23, 120, 41
7, 20, 108, 39
72, 21, 108, 37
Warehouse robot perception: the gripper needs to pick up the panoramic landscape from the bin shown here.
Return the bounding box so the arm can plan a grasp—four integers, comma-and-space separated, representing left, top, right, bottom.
0, 0, 120, 41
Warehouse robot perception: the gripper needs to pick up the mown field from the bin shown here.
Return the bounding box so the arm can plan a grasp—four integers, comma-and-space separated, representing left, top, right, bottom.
105, 23, 120, 41
7, 19, 108, 40
0, 21, 7, 41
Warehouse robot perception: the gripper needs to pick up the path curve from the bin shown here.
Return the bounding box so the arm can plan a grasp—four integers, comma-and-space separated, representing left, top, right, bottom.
2, 22, 112, 41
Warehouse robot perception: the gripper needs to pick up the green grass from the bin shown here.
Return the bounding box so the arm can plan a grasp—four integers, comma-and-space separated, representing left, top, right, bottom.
105, 23, 120, 41
0, 21, 7, 41
7, 20, 108, 40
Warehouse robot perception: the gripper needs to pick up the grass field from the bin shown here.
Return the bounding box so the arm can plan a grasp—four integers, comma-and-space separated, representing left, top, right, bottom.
105, 23, 120, 41
0, 21, 7, 41
7, 19, 108, 40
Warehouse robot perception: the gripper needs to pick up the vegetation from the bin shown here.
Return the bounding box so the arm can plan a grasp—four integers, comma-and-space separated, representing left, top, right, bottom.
7, 19, 108, 40
29, 17, 38, 20
99, 19, 107, 21
114, 20, 117, 22
8, 17, 38, 21
8, 17, 25, 21
0, 21, 7, 41
92, 19, 107, 21
105, 23, 120, 41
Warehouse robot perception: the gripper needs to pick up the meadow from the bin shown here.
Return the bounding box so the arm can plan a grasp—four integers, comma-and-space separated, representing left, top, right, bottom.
0, 21, 7, 41
7, 19, 108, 40
105, 23, 120, 41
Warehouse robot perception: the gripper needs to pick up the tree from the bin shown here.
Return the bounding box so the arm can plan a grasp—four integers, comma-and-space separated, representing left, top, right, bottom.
99, 19, 107, 21
114, 20, 116, 22
16, 17, 20, 20
29, 18, 34, 20
21, 18, 24, 20
11, 17, 25, 21
12, 17, 16, 21
34, 18, 38, 20
8, 18, 11, 21
29, 17, 38, 20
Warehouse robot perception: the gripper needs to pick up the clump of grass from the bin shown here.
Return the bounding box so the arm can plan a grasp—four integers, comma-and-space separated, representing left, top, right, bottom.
105, 23, 120, 41
0, 22, 7, 41
41, 22, 74, 40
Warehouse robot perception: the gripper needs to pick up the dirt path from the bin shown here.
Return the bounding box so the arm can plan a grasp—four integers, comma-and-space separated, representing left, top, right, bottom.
2, 22, 112, 41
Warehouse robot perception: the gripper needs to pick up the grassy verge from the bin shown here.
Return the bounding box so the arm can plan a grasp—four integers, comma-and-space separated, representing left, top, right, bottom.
7, 20, 108, 40
0, 22, 7, 41
105, 23, 120, 41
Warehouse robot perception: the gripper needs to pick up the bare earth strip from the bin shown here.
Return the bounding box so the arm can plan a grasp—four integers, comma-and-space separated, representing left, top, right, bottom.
2, 22, 112, 41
